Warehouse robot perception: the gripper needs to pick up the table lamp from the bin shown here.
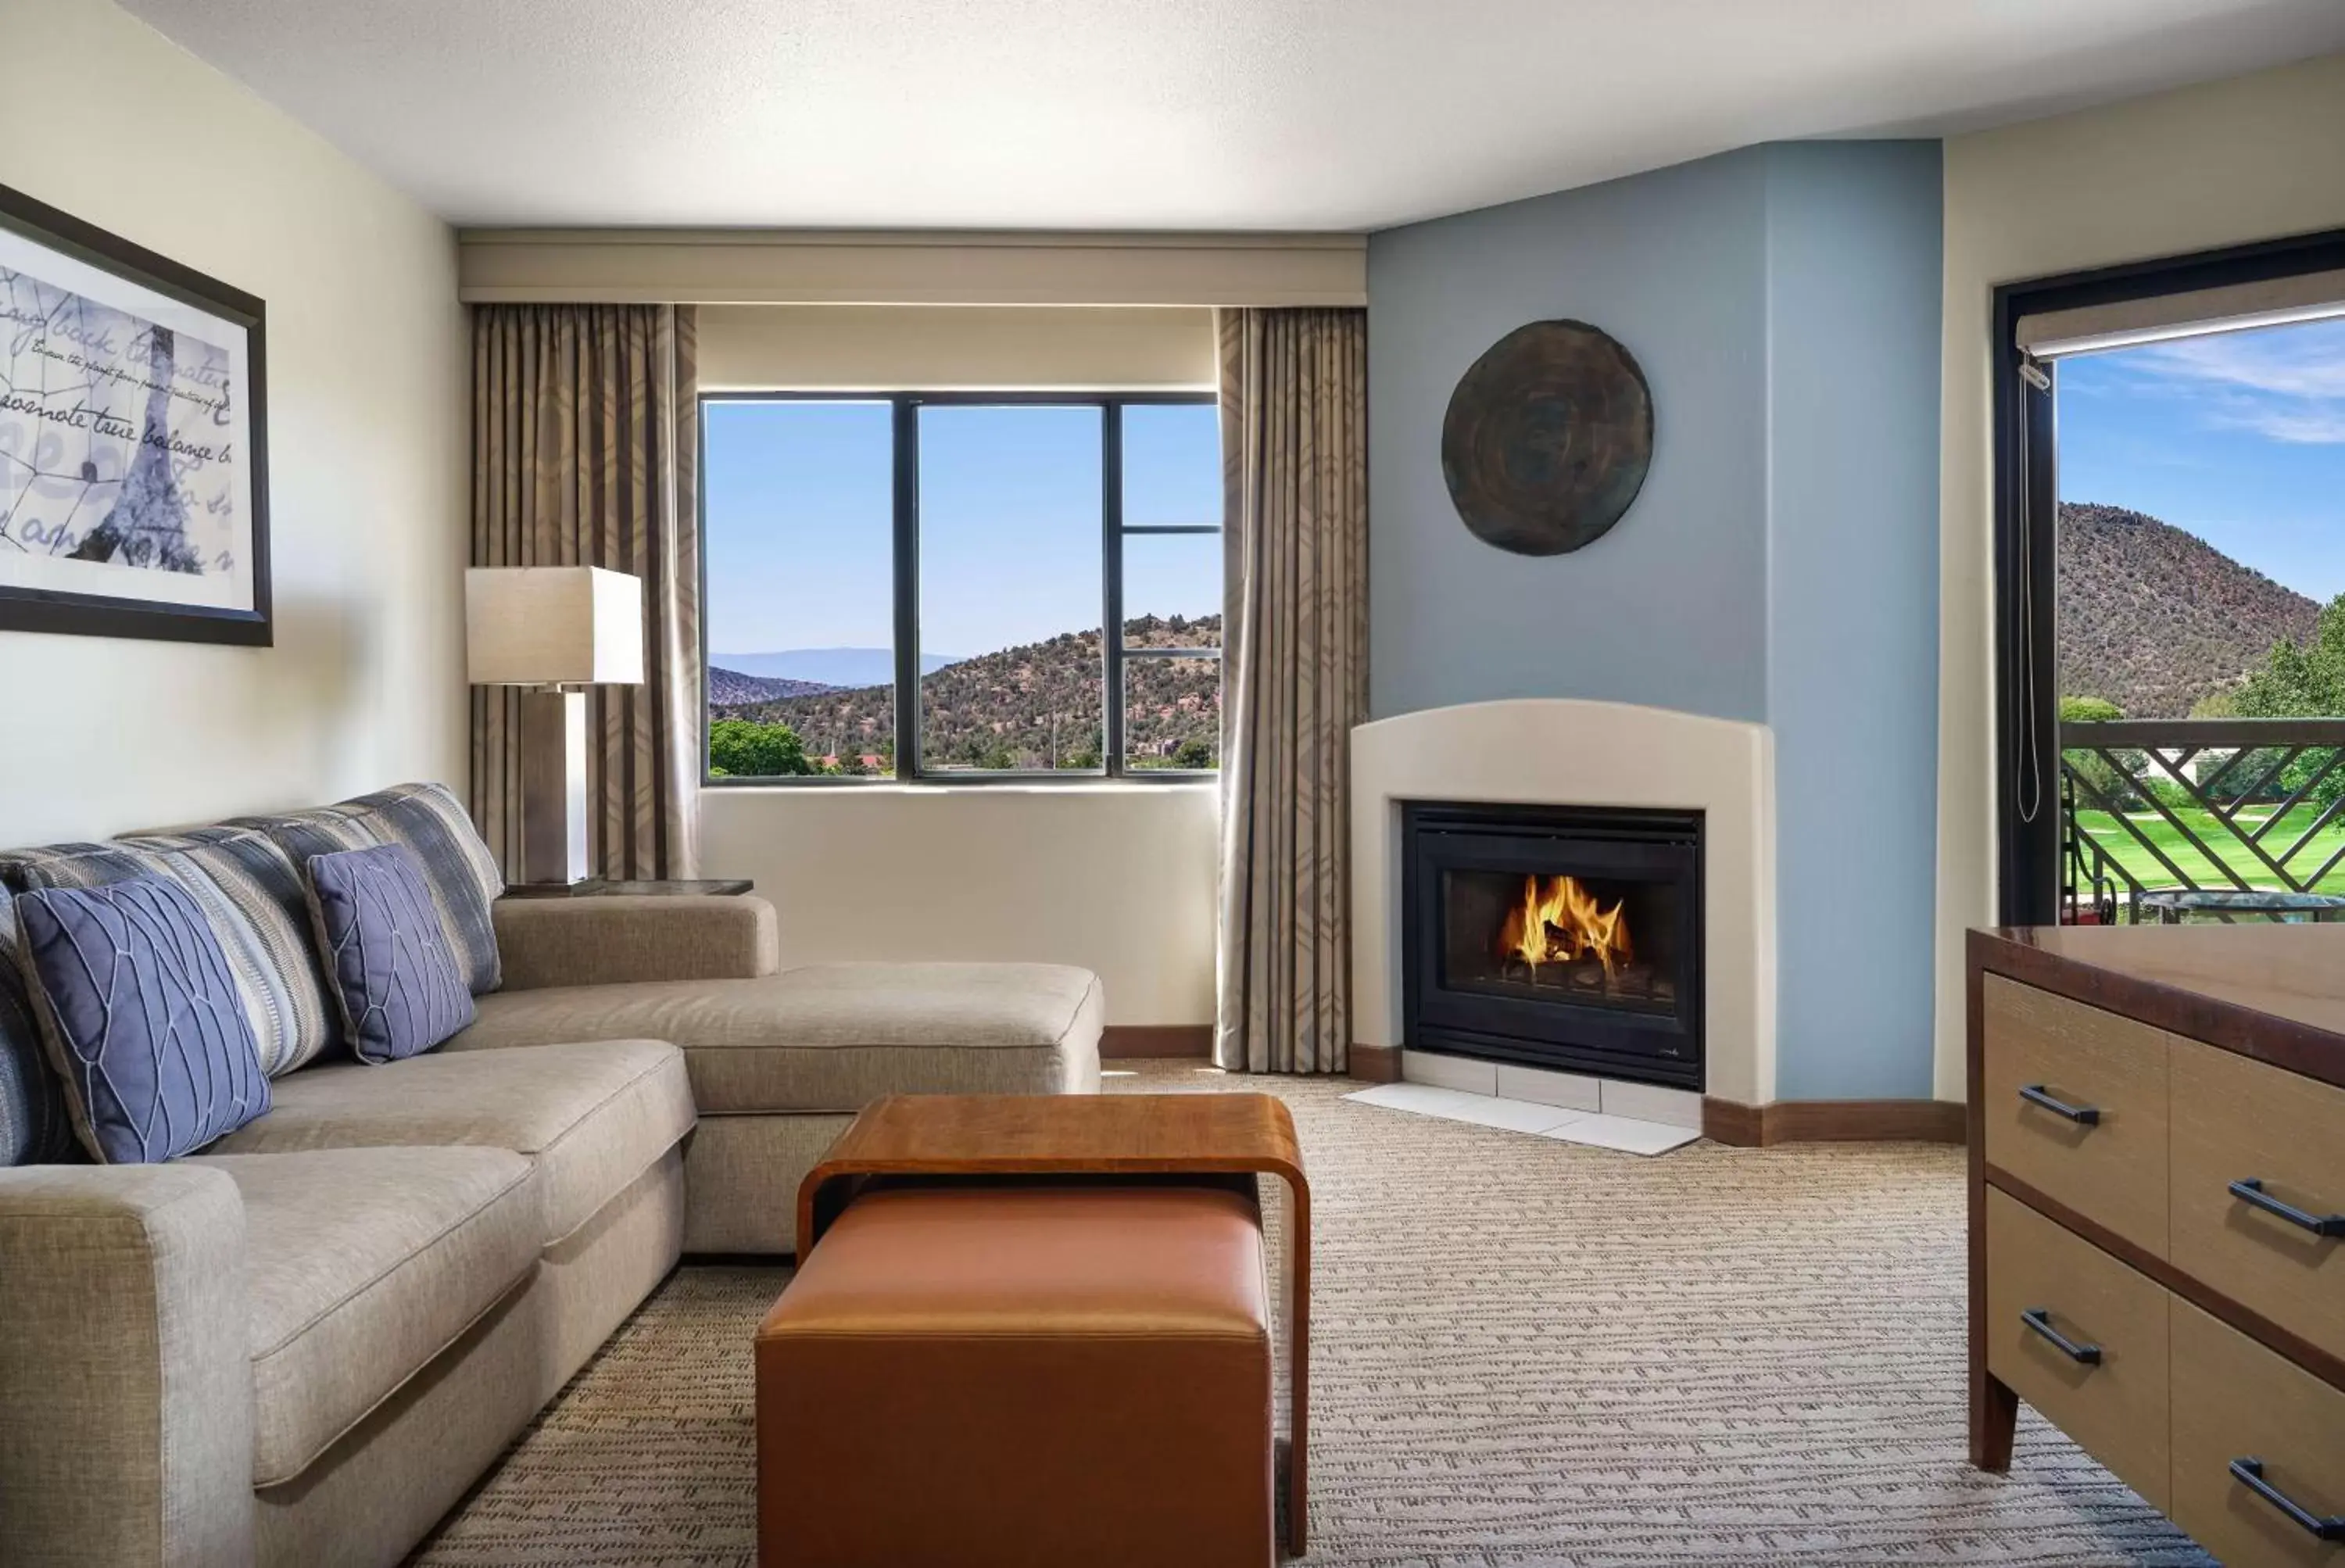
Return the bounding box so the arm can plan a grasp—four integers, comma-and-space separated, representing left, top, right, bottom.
465, 566, 645, 886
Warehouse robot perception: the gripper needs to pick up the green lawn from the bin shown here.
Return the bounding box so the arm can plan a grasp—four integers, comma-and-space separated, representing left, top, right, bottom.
2073, 804, 2345, 893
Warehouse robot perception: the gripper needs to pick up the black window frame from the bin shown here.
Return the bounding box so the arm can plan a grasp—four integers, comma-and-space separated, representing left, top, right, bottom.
698, 388, 1223, 786
1992, 224, 2345, 922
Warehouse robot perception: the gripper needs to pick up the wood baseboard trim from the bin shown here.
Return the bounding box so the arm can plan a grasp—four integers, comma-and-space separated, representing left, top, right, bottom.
1701, 1097, 1768, 1147
1347, 1043, 1402, 1083
1099, 1025, 1213, 1059
1702, 1097, 1965, 1147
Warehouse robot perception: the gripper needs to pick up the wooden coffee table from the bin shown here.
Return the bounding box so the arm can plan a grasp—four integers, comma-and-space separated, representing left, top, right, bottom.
797, 1093, 1312, 1556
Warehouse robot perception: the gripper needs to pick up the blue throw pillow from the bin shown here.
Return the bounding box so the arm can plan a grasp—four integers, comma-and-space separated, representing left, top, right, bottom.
13, 876, 270, 1164
305, 845, 476, 1064
0, 886, 81, 1165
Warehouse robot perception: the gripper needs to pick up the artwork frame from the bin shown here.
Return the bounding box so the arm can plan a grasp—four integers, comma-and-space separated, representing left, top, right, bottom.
0, 181, 270, 646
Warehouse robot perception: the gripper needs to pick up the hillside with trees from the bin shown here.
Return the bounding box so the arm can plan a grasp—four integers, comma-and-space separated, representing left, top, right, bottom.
714, 614, 1220, 772
2057, 502, 2319, 718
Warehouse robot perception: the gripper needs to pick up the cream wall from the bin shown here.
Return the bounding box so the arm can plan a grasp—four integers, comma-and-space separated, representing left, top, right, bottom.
1934, 52, 2345, 1097
460, 231, 1364, 307
699, 305, 1217, 392
696, 305, 1222, 1026
699, 786, 1219, 1024
0, 0, 467, 845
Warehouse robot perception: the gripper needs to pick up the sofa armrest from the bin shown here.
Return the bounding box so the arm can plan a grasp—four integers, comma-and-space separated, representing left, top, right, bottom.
0, 1164, 254, 1567
492, 894, 782, 990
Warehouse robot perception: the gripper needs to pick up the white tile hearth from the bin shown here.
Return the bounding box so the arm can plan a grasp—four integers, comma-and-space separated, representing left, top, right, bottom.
1532, 1111, 1702, 1156
1345, 1081, 1700, 1155
1400, 1051, 1497, 1095
1495, 1062, 1602, 1112
1595, 1077, 1702, 1129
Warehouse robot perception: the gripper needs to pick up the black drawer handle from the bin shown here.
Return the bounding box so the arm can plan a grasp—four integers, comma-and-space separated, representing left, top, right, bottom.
2230, 1178, 2345, 1239
2231, 1458, 2345, 1541
2021, 1307, 2102, 1365
2020, 1084, 2102, 1125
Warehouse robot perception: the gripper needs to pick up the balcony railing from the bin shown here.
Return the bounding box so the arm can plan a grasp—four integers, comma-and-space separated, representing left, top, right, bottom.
2061, 718, 2345, 924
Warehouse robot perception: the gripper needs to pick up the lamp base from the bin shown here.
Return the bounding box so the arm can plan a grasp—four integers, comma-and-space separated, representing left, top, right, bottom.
517, 688, 591, 886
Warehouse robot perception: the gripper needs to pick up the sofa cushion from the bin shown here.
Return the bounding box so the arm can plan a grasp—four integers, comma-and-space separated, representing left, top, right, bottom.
0, 886, 77, 1165
447, 963, 1104, 1114
227, 782, 505, 996
208, 1039, 692, 1244
15, 878, 271, 1164
182, 1146, 538, 1487
2, 832, 335, 1076
305, 845, 476, 1063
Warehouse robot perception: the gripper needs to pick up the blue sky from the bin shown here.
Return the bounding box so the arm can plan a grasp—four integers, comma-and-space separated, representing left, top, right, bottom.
2058, 317, 2345, 600
704, 399, 1220, 662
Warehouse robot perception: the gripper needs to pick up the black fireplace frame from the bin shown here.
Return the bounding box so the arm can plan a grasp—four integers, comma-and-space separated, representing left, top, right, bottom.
1401, 802, 1706, 1091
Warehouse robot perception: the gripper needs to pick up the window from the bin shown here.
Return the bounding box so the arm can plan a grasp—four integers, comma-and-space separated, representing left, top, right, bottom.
700, 393, 1221, 781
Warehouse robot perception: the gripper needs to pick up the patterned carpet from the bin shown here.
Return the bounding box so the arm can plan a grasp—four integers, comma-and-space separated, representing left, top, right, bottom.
410, 1065, 2209, 1566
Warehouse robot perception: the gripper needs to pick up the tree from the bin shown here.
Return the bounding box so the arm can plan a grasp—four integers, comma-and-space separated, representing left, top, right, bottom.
2059, 695, 2123, 725
707, 718, 816, 778
2237, 595, 2345, 718
2233, 593, 2345, 807
2059, 695, 2138, 810
1169, 736, 1215, 770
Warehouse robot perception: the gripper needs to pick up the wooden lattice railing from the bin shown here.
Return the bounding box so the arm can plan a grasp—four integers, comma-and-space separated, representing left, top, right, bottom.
2060, 718, 2345, 924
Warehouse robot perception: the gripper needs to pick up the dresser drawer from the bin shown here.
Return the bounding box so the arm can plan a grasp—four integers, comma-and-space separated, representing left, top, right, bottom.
1982, 976, 2171, 1255
2171, 1036, 2345, 1367
2171, 1300, 2345, 1567
1985, 1187, 2171, 1509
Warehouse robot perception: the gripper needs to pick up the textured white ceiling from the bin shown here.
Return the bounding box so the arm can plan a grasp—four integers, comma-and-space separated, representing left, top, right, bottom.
120, 0, 2345, 231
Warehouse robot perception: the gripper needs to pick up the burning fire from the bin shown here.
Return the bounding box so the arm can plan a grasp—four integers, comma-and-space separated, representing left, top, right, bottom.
1495, 874, 1633, 979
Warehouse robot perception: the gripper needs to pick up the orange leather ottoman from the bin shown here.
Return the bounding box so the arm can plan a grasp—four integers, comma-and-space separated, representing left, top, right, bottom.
755, 1182, 1276, 1568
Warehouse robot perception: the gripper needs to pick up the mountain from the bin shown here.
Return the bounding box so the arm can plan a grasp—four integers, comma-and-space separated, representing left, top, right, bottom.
707, 667, 834, 706
711, 648, 961, 689
722, 614, 1221, 768
2057, 502, 2322, 719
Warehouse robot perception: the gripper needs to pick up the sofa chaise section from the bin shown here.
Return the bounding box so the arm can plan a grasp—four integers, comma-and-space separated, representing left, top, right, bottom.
476, 898, 1104, 1253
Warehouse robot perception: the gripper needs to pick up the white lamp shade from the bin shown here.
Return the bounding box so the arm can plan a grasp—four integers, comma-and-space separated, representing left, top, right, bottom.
466, 567, 646, 686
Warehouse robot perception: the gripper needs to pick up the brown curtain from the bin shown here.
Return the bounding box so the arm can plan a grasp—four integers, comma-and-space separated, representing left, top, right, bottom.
1215, 307, 1369, 1075
469, 304, 702, 880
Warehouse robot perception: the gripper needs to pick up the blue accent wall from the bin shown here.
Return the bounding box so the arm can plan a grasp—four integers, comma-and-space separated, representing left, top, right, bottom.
1366, 141, 1943, 1099
1368, 148, 1772, 723
1763, 142, 1944, 1097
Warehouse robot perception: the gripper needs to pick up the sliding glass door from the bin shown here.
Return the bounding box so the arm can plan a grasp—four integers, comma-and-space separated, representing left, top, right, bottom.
1994, 231, 2345, 925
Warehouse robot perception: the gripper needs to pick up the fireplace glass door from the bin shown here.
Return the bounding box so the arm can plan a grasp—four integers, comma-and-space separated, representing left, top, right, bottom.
1403, 804, 1703, 1090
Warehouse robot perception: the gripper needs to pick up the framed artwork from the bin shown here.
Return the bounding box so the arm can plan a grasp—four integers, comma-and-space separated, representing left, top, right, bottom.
0, 181, 269, 645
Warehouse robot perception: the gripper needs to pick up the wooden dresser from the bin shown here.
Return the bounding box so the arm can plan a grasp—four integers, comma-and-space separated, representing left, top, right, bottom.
1971, 925, 2345, 1565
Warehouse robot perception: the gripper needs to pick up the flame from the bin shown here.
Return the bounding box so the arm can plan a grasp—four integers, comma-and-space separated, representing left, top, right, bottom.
1495, 874, 1634, 980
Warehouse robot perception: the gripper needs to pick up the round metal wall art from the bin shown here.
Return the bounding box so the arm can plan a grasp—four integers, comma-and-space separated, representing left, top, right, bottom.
1440, 320, 1654, 557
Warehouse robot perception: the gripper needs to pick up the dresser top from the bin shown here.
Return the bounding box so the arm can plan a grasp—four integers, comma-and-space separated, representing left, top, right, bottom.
1976, 923, 2345, 1089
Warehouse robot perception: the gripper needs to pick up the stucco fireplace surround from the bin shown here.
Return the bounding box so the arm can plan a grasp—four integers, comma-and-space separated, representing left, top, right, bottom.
1352, 698, 1778, 1112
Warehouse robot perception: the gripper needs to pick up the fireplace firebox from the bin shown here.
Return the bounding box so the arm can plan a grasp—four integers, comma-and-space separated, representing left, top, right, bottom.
1402, 803, 1704, 1090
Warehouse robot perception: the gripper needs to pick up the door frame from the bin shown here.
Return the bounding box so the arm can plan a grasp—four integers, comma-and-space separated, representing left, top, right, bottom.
1992, 226, 2345, 925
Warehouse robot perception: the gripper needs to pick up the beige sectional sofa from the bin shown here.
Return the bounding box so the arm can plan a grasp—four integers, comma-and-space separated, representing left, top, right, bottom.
0, 827, 1102, 1566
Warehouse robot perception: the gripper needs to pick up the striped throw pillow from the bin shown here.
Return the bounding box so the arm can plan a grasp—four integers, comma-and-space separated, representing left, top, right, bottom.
0, 832, 336, 1078
229, 782, 505, 994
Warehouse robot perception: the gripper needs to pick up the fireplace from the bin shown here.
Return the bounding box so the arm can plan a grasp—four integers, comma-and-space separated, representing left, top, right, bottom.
1402, 802, 1704, 1090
